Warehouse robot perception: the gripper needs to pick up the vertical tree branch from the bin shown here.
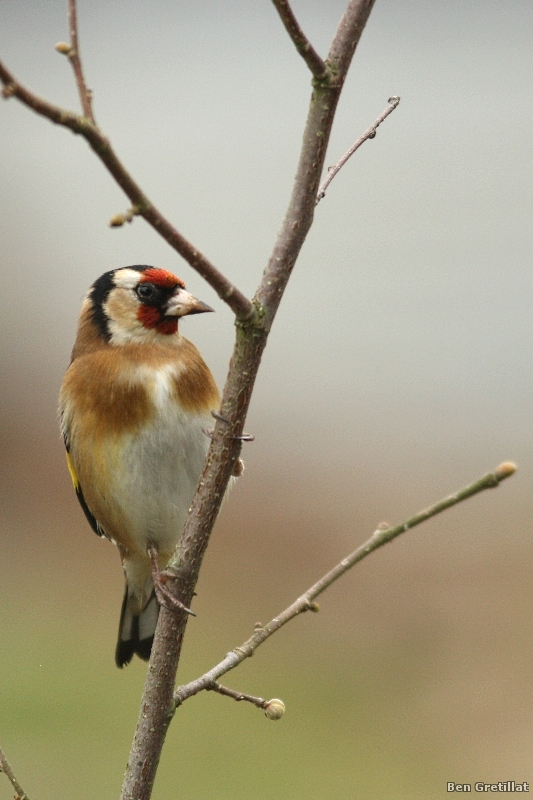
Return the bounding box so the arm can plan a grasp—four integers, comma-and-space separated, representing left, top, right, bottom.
328, 0, 376, 77
121, 2, 377, 798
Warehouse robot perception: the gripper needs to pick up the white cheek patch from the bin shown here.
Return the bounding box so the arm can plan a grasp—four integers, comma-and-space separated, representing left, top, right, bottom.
103, 288, 143, 345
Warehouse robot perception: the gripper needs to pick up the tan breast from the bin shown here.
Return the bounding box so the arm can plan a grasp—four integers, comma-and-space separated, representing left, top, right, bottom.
59, 332, 220, 553
61, 338, 220, 441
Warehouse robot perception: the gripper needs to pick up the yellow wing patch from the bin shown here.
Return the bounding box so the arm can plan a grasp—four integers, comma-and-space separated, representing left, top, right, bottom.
66, 451, 80, 491
65, 448, 107, 539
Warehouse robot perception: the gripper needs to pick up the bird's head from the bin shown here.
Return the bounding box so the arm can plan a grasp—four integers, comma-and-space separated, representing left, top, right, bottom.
86, 266, 213, 346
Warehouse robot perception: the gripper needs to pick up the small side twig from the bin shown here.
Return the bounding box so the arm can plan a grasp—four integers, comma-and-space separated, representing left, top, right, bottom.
67, 0, 95, 122
271, 0, 328, 79
0, 743, 31, 800
208, 684, 286, 720
175, 462, 516, 706
316, 95, 400, 203
208, 682, 265, 709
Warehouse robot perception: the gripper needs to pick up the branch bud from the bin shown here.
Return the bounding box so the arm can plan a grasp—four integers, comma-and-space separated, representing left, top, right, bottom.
1, 83, 16, 99
55, 42, 72, 55
109, 206, 138, 227
494, 461, 517, 481
264, 699, 285, 721
109, 213, 127, 227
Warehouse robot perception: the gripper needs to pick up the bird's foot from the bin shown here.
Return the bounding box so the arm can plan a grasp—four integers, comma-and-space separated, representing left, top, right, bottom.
147, 545, 196, 617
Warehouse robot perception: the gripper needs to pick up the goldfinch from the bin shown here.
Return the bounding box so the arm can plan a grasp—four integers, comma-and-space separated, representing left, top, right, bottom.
59, 266, 219, 667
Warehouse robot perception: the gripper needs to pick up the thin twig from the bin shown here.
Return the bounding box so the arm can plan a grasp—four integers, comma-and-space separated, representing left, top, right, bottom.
0, 743, 31, 800
208, 682, 266, 709
175, 462, 516, 705
316, 96, 400, 203
271, 0, 328, 79
67, 0, 95, 122
0, 61, 254, 320
207, 684, 286, 719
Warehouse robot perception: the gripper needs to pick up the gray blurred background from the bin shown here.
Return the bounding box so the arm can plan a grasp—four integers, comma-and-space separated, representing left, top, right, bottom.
0, 1, 531, 798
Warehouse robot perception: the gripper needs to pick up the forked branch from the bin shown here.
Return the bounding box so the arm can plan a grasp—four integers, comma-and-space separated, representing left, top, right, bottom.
271, 0, 328, 78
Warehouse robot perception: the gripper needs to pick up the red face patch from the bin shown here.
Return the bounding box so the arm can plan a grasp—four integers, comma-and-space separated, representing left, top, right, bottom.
136, 268, 183, 335
137, 305, 178, 335
140, 268, 185, 289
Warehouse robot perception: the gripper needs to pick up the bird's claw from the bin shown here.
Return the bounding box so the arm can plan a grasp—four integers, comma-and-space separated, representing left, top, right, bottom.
148, 545, 196, 617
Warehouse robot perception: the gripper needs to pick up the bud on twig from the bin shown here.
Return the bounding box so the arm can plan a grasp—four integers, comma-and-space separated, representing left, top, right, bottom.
55, 42, 72, 55
109, 205, 140, 227
109, 213, 127, 228
494, 461, 517, 481
264, 699, 285, 721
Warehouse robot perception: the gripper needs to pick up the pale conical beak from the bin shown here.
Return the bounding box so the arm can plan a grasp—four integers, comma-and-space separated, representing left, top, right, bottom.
165, 289, 214, 317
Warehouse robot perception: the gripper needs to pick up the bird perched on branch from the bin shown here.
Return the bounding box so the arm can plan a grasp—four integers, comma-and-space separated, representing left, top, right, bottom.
59, 266, 220, 667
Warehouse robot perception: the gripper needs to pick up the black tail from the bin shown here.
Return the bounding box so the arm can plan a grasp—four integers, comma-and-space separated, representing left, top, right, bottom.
115, 588, 160, 668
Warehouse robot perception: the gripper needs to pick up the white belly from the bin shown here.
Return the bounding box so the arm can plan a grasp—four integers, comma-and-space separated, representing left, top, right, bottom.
107, 369, 211, 558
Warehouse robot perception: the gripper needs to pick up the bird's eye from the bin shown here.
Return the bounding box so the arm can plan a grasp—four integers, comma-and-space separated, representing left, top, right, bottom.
136, 283, 157, 301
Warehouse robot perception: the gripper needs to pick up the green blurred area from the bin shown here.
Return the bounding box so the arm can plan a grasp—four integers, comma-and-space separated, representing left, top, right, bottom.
0, 427, 531, 799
